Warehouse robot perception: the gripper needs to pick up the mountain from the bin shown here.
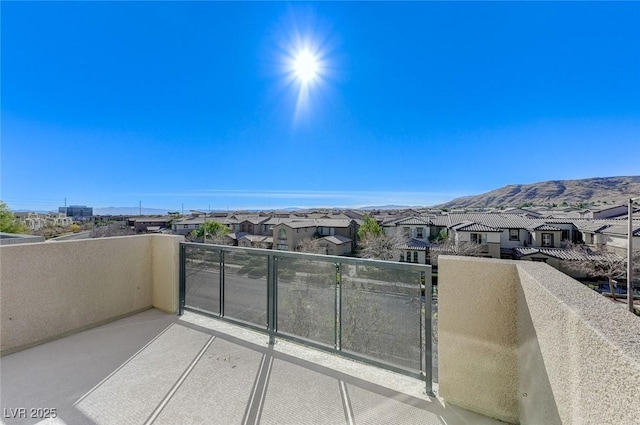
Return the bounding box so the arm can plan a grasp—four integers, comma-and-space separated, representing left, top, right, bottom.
438, 176, 640, 209
358, 205, 416, 210
94, 206, 173, 216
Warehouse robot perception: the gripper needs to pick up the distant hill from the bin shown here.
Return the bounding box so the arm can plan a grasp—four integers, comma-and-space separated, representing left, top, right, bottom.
358, 205, 415, 210
94, 207, 173, 216
438, 176, 640, 209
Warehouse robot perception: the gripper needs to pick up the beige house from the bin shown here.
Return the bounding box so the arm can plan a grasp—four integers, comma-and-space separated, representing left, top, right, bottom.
18, 212, 73, 231
272, 221, 316, 251
238, 234, 272, 249
526, 224, 562, 248
317, 235, 353, 256
450, 222, 502, 258
271, 219, 358, 253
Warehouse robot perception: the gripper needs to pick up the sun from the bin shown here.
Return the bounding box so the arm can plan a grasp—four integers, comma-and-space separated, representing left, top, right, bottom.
293, 49, 319, 84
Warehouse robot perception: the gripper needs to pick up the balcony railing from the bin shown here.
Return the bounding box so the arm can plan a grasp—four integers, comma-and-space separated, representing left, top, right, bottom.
179, 242, 433, 394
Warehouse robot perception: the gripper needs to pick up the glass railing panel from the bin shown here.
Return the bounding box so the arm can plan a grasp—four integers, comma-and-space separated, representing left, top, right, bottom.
276, 256, 336, 347
184, 246, 221, 314
340, 263, 422, 371
223, 251, 268, 328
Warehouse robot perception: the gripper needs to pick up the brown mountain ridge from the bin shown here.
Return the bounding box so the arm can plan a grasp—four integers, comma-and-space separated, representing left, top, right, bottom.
439, 176, 640, 209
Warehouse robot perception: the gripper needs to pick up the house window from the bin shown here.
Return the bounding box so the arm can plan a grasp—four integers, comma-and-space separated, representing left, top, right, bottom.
416, 227, 424, 239
561, 230, 570, 241
413, 252, 418, 263
470, 233, 481, 244
509, 229, 519, 241
184, 225, 188, 229
532, 257, 547, 263
542, 233, 554, 247
399, 252, 404, 262
279, 228, 287, 239
276, 244, 289, 251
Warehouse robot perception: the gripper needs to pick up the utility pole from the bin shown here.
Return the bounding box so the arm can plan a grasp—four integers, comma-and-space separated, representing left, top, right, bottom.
203, 205, 208, 244
139, 201, 142, 216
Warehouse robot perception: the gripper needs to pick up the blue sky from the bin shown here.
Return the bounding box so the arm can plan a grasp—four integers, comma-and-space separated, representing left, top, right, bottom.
2, 2, 639, 212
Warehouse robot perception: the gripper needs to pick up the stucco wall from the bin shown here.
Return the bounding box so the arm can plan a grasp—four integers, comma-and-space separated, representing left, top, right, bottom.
517, 261, 640, 425
0, 234, 182, 355
151, 235, 183, 314
439, 256, 640, 425
438, 256, 520, 424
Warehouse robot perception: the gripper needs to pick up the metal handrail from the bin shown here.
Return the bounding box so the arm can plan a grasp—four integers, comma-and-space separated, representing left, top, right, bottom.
179, 241, 433, 395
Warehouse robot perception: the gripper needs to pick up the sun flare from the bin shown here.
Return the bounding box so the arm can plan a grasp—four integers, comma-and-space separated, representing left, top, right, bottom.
293, 49, 319, 84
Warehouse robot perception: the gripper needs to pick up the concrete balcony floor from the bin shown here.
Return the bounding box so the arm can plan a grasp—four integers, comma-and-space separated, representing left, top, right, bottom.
1, 309, 504, 425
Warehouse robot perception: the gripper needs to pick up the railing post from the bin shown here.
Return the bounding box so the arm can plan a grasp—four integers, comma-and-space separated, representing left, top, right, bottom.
336, 262, 342, 351
424, 268, 434, 396
268, 254, 277, 345
179, 244, 186, 316
219, 250, 225, 317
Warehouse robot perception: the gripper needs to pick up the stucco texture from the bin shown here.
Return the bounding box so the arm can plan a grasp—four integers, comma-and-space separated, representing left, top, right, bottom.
0, 234, 182, 355
439, 256, 640, 425
438, 256, 520, 424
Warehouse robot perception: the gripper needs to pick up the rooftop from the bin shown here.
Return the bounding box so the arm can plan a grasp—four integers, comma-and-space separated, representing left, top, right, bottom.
2, 235, 639, 425
1, 309, 497, 425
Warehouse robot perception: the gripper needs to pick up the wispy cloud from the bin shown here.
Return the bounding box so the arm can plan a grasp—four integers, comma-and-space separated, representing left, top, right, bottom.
127, 189, 464, 209
135, 189, 461, 200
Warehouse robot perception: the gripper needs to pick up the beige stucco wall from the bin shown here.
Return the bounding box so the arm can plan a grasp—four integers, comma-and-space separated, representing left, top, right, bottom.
438, 256, 520, 424
151, 234, 183, 314
439, 256, 640, 425
516, 261, 640, 425
0, 234, 182, 355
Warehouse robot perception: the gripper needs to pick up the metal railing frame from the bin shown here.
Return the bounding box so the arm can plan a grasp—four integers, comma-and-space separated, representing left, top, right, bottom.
179, 242, 433, 395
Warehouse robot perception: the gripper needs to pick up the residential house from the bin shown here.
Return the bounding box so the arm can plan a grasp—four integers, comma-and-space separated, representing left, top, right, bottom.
317, 235, 353, 256
527, 224, 563, 248
272, 221, 316, 251
449, 222, 502, 258
237, 234, 272, 249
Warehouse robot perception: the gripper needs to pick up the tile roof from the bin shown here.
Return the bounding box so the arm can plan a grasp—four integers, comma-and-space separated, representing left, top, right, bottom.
514, 247, 623, 261
239, 235, 269, 242
528, 224, 562, 231
600, 224, 640, 237
228, 232, 249, 240
451, 222, 502, 232
320, 235, 352, 245
396, 238, 428, 251
393, 217, 433, 226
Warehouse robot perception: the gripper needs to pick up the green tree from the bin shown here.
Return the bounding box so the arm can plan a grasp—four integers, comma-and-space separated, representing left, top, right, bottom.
196, 220, 231, 244
0, 201, 29, 234
357, 214, 382, 240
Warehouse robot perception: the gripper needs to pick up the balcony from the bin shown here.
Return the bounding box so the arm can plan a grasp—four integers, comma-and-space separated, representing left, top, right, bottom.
1, 235, 639, 424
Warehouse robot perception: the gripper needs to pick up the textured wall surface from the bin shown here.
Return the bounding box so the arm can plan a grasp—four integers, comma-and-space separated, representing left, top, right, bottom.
0, 235, 182, 354
517, 261, 640, 425
151, 235, 183, 314
438, 256, 520, 424
439, 256, 640, 425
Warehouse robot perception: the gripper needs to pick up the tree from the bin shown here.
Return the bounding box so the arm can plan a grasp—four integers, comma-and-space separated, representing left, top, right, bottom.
562, 244, 640, 302
296, 237, 324, 254
196, 221, 231, 244
359, 230, 407, 261
428, 237, 486, 266
357, 214, 382, 240
0, 201, 29, 234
